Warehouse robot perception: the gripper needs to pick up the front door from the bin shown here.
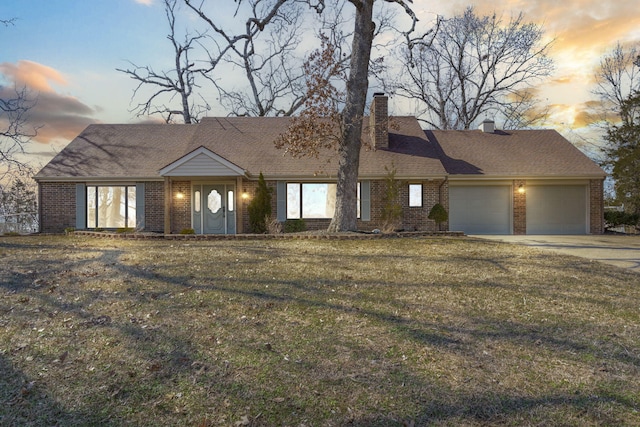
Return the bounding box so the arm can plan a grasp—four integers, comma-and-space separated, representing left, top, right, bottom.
193, 184, 236, 234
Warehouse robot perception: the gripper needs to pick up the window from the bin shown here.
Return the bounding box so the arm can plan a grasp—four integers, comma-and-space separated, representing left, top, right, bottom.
86, 185, 136, 228
287, 183, 360, 219
194, 190, 201, 213
227, 190, 234, 212
409, 184, 422, 207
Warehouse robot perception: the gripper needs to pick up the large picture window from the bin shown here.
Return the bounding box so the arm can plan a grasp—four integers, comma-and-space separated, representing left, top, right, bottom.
87, 185, 136, 228
287, 183, 360, 219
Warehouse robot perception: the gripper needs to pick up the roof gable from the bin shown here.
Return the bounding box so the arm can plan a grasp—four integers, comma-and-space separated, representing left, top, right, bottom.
159, 146, 245, 177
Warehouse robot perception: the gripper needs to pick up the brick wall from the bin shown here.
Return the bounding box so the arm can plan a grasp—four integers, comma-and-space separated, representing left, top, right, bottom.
238, 178, 450, 233
144, 181, 165, 232
39, 182, 76, 233
368, 179, 447, 232
590, 179, 604, 234
171, 181, 191, 233
513, 179, 526, 235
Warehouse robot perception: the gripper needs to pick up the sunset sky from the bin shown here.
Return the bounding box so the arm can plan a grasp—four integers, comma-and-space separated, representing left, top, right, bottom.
1, 0, 639, 166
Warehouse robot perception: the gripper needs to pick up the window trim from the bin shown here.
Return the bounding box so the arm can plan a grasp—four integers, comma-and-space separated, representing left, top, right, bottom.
285, 182, 361, 220
86, 184, 137, 228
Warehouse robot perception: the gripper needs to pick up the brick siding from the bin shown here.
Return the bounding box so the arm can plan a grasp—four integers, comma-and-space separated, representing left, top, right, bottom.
590, 179, 605, 234
513, 179, 527, 235
368, 179, 448, 232
39, 182, 76, 233
170, 181, 191, 233
144, 181, 165, 232
369, 95, 389, 150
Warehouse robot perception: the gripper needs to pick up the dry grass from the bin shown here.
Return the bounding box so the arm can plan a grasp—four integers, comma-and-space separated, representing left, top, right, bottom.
1, 235, 639, 426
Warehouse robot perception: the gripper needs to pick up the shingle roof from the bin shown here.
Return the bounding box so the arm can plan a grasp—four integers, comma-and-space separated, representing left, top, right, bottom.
426, 129, 605, 178
34, 117, 605, 181
35, 116, 447, 180
34, 123, 198, 180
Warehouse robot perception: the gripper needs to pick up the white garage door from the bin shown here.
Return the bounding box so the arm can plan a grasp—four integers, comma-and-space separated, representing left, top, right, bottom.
526, 185, 587, 234
450, 186, 511, 234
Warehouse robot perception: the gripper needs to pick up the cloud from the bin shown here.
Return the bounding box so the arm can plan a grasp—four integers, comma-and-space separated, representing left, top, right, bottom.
0, 61, 98, 144
134, 0, 154, 5
0, 60, 67, 93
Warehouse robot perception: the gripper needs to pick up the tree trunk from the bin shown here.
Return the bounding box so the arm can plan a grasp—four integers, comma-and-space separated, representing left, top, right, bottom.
327, 0, 375, 232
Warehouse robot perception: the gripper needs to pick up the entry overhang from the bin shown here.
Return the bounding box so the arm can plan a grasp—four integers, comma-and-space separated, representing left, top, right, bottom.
159, 146, 246, 177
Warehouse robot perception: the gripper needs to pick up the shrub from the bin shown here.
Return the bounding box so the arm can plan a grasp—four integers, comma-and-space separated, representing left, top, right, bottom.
64, 227, 76, 235
180, 228, 195, 235
247, 172, 273, 234
428, 203, 449, 230
283, 219, 306, 233
265, 215, 282, 234
605, 211, 639, 227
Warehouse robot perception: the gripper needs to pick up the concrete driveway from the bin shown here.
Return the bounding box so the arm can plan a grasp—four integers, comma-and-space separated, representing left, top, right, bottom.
472, 234, 640, 273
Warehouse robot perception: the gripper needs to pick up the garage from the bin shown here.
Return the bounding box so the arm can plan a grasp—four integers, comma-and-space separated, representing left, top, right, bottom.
449, 185, 511, 234
526, 185, 587, 234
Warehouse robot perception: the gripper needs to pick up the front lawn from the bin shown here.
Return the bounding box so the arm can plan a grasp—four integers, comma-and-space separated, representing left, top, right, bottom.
1, 235, 638, 426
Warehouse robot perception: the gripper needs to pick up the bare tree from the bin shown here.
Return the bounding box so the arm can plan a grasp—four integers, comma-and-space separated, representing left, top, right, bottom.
184, 0, 325, 117
501, 87, 550, 130
117, 0, 216, 123
206, 1, 309, 117
391, 6, 554, 130
1, 85, 37, 181
275, 0, 421, 232
2, 19, 37, 179
593, 42, 640, 124
0, 169, 39, 234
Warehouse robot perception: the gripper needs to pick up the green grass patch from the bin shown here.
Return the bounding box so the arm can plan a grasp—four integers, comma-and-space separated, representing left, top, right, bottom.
0, 235, 638, 426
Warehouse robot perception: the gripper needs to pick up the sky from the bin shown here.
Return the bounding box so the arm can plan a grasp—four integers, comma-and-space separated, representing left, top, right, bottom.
1, 0, 640, 167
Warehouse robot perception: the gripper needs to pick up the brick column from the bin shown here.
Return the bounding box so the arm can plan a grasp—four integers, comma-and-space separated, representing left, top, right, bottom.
164, 177, 171, 234
590, 179, 604, 234
513, 180, 526, 235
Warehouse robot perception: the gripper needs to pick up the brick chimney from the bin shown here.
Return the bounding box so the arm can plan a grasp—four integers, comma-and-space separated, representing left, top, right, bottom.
479, 119, 495, 133
369, 93, 388, 149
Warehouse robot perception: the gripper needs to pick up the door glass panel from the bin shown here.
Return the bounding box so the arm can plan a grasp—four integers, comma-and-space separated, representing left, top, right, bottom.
194, 190, 201, 213
207, 190, 222, 214
227, 190, 234, 212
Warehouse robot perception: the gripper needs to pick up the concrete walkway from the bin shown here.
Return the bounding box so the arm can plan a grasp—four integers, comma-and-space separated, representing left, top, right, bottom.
472, 234, 640, 274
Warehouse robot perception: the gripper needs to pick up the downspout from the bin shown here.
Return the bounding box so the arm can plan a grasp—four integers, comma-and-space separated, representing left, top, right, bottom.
438, 176, 448, 205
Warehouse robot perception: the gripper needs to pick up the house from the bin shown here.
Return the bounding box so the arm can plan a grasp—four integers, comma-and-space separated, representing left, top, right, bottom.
34, 95, 606, 235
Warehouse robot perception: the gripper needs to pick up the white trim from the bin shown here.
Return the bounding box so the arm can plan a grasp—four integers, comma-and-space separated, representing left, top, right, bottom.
159, 146, 245, 177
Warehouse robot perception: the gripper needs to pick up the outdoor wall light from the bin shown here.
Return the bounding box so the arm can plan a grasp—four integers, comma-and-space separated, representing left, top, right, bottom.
517, 185, 525, 194
176, 192, 185, 199
241, 192, 250, 200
